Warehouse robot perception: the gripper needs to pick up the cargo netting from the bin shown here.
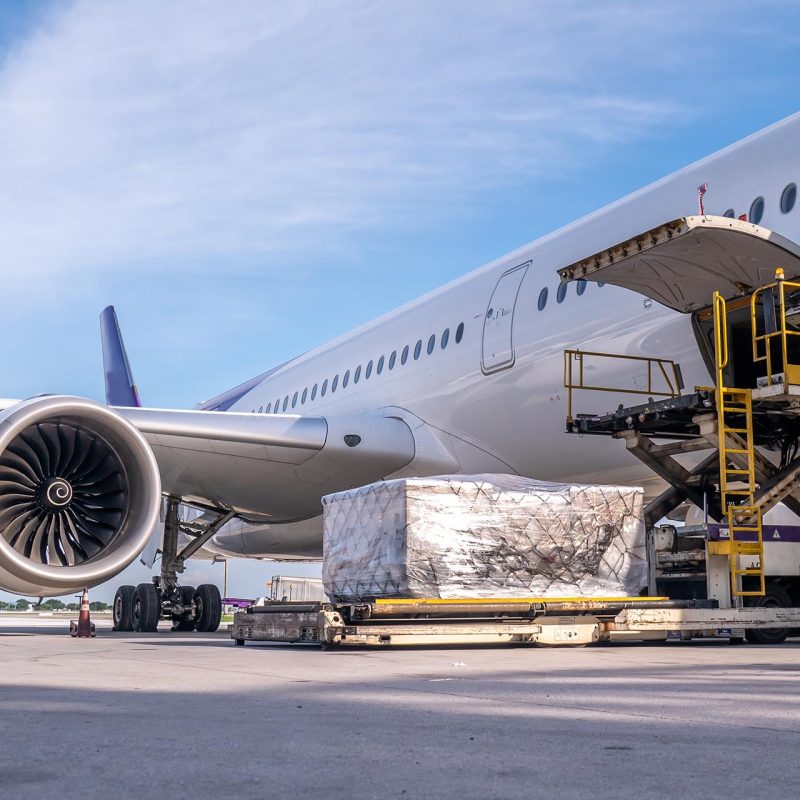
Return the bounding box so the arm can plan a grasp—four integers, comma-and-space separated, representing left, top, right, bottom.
322, 475, 646, 601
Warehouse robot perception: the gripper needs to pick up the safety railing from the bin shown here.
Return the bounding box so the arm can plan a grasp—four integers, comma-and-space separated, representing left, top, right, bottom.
563, 350, 684, 423
751, 276, 800, 387
714, 292, 728, 390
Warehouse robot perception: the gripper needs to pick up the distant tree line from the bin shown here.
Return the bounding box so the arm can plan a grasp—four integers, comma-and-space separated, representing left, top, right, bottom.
0, 599, 112, 611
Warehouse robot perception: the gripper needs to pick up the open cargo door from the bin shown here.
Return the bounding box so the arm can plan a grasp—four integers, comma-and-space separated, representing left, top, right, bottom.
558, 215, 800, 313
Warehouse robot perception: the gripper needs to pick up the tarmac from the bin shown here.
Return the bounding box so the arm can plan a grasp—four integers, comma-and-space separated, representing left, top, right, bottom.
2, 616, 800, 800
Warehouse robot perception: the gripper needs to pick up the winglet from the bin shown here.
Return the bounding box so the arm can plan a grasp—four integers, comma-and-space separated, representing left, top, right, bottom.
100, 306, 141, 407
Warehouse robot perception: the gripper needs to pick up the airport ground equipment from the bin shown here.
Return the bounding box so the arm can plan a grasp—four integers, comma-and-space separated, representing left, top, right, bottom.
112, 495, 233, 633
562, 250, 800, 640
230, 590, 800, 647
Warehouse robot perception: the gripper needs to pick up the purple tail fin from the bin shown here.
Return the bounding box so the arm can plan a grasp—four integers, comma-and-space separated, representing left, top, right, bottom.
100, 306, 141, 407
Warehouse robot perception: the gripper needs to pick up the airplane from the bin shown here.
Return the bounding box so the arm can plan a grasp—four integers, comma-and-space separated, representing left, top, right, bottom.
2, 111, 800, 633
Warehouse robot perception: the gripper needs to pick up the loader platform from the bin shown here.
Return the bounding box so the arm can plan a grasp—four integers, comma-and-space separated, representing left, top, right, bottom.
230, 594, 800, 648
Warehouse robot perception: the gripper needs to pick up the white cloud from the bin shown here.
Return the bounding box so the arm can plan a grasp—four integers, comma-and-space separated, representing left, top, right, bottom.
0, 0, 694, 297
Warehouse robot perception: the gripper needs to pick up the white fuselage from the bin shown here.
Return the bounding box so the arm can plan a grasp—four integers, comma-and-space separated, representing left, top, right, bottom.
207, 113, 800, 557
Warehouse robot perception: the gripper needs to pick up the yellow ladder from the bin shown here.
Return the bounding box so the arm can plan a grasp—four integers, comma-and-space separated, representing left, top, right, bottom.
716, 388, 766, 597
714, 293, 766, 598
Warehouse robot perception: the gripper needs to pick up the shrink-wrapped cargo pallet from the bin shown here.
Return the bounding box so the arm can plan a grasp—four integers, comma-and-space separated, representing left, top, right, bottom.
321, 475, 646, 601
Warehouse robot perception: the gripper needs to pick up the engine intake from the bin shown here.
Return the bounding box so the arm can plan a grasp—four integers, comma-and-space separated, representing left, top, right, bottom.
0, 396, 161, 596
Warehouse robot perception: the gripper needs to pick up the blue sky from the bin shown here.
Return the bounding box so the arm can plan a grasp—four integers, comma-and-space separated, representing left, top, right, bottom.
1, 1, 799, 602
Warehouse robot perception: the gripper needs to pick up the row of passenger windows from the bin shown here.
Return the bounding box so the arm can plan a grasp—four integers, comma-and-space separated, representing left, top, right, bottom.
722, 182, 796, 225
254, 322, 465, 413
537, 277, 604, 311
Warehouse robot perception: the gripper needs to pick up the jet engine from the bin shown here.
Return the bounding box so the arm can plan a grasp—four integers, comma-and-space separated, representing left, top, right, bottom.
0, 396, 161, 596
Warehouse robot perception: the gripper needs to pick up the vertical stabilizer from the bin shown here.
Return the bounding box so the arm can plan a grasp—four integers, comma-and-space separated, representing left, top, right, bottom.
100, 306, 141, 407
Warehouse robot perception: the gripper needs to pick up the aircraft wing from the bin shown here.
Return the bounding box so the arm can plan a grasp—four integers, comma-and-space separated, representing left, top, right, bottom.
118, 405, 415, 520
0, 395, 414, 520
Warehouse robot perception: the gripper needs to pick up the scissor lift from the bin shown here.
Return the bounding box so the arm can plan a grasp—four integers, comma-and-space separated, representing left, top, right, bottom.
564, 267, 800, 609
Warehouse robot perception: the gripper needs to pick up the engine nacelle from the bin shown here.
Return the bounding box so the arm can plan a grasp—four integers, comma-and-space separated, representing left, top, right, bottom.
0, 396, 161, 596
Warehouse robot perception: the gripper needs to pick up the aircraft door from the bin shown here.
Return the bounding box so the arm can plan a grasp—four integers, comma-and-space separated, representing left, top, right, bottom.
481, 262, 530, 374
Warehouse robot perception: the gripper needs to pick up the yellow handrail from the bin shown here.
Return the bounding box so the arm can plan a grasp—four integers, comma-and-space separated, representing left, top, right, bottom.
751, 278, 800, 386
713, 292, 728, 380
563, 349, 683, 423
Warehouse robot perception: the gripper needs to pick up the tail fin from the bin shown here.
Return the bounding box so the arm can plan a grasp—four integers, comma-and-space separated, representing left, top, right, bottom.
100, 306, 141, 407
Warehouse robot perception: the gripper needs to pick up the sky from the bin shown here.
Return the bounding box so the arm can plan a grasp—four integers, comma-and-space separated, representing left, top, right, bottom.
1, 0, 799, 603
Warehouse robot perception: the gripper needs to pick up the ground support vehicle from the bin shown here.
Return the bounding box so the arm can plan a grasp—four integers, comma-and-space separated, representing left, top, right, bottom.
557, 225, 800, 642
230, 592, 800, 647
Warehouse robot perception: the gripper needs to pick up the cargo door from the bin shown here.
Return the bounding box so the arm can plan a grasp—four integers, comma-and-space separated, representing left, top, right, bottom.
557, 215, 800, 313
481, 262, 529, 374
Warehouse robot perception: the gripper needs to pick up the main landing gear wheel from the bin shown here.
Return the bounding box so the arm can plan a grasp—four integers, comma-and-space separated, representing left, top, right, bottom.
132, 583, 161, 632
113, 585, 135, 631
745, 584, 791, 645
171, 585, 196, 632
193, 584, 222, 632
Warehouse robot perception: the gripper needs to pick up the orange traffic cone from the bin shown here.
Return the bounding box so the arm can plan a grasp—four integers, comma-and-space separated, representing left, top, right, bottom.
70, 588, 96, 638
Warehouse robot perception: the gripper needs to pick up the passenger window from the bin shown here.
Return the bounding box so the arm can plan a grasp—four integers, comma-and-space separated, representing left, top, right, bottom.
301, 388, 308, 404
576, 279, 587, 296
401, 346, 409, 365
343, 370, 350, 388
427, 334, 435, 355
311, 384, 317, 401
377, 355, 384, 374
414, 340, 422, 360
321, 379, 328, 397
723, 208, 735, 218
750, 196, 765, 225
441, 329, 449, 349
292, 392, 298, 408
455, 322, 464, 343
266, 403, 271, 413
354, 365, 361, 384
781, 183, 797, 214
259, 405, 263, 413
275, 398, 280, 412
332, 375, 339, 393
556, 282, 567, 303
366, 360, 373, 379
537, 287, 548, 311
282, 396, 289, 412
389, 351, 397, 369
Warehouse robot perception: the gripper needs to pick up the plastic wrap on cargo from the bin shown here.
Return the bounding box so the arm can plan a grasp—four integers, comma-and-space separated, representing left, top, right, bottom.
321, 475, 646, 601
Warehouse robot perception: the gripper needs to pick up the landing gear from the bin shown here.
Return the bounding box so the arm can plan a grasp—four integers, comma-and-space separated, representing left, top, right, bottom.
116, 495, 234, 634
113, 585, 135, 631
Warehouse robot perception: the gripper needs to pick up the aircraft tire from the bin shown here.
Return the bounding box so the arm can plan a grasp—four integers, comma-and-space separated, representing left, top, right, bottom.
113, 585, 135, 631
193, 584, 222, 632
132, 583, 161, 632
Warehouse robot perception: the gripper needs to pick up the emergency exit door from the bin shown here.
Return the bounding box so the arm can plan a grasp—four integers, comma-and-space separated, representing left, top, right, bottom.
481, 262, 529, 374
